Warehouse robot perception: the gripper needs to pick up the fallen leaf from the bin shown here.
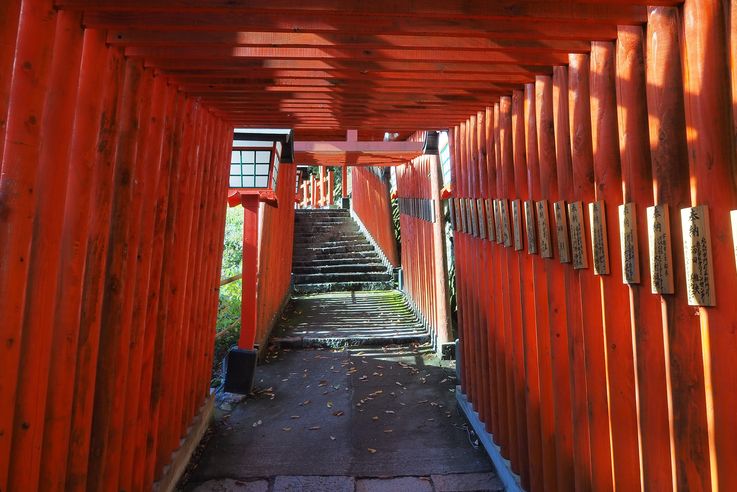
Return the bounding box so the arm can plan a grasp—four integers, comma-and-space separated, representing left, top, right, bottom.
327, 401, 333, 408
367, 448, 377, 454
383, 429, 393, 433
252, 420, 262, 427
309, 426, 321, 430
359, 375, 368, 381
333, 411, 344, 417
290, 415, 300, 419
385, 410, 395, 414
372, 416, 379, 421
330, 436, 336, 440
300, 400, 311, 406
282, 427, 291, 431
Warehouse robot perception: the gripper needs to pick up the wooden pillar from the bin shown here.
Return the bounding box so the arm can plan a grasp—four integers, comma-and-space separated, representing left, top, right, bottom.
681, 1, 737, 489
39, 27, 108, 491
0, 0, 21, 165
319, 165, 326, 207
310, 174, 317, 208
7, 10, 84, 491
240, 194, 260, 350
328, 169, 335, 206
0, 1, 58, 485
65, 44, 125, 492
616, 23, 677, 491
568, 53, 614, 492
590, 40, 643, 491
342, 164, 349, 199
522, 83, 546, 492
646, 7, 710, 490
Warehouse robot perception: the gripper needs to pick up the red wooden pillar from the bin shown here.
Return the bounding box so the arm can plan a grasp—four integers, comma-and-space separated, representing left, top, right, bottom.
131, 83, 180, 491
0, 1, 58, 485
681, 1, 737, 489
522, 83, 545, 492
646, 7, 710, 490
499, 96, 520, 466
510, 90, 531, 485
7, 10, 84, 491
86, 59, 153, 491
537, 72, 572, 491
240, 193, 261, 350
0, 0, 21, 165
39, 26, 108, 491
342, 164, 349, 200
568, 53, 614, 492
65, 44, 125, 492
590, 40, 643, 491
492, 102, 511, 454
328, 169, 335, 206
616, 24, 676, 491
117, 72, 170, 491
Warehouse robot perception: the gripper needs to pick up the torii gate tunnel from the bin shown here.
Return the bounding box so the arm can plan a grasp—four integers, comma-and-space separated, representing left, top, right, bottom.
1, 1, 737, 491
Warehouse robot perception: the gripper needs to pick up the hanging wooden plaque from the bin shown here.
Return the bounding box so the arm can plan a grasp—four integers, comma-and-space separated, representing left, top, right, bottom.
536, 200, 553, 258
477, 198, 486, 240
554, 201, 571, 264
512, 199, 523, 251
618, 203, 640, 284
681, 205, 716, 306
459, 198, 467, 233
485, 199, 495, 242
494, 200, 503, 244
469, 197, 479, 237
500, 199, 512, 247
568, 201, 588, 269
467, 198, 475, 236
589, 201, 610, 275
647, 204, 674, 294
524, 200, 537, 255
455, 198, 463, 232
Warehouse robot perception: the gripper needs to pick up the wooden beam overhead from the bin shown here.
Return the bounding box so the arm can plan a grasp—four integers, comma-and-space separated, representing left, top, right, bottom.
51, 0, 668, 135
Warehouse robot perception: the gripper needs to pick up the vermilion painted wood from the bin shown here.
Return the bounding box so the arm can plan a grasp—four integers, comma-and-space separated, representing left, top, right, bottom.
493, 102, 511, 454
144, 92, 187, 486
0, 2, 58, 485
7, 11, 84, 491
87, 59, 153, 490
117, 72, 169, 491
537, 73, 568, 492
499, 96, 520, 466
589, 41, 643, 491
457, 122, 474, 404
130, 83, 179, 491
352, 167, 400, 266
522, 84, 545, 492
169, 106, 207, 454
645, 8, 709, 490
469, 113, 489, 429
176, 109, 211, 436
483, 106, 501, 440
681, 2, 737, 489
0, 0, 21, 167
568, 53, 615, 492
475, 110, 492, 432
511, 90, 532, 488
153, 96, 195, 477
65, 44, 125, 492
615, 24, 676, 491
39, 28, 109, 491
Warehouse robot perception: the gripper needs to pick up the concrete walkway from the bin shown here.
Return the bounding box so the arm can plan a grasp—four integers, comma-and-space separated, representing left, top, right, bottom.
182, 292, 500, 492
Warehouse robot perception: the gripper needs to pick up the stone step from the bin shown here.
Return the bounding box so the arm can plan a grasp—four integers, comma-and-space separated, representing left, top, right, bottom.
293, 271, 393, 285
292, 263, 388, 275
297, 243, 375, 254
292, 258, 385, 269
292, 280, 395, 295
293, 240, 371, 251
293, 233, 365, 243
292, 251, 382, 262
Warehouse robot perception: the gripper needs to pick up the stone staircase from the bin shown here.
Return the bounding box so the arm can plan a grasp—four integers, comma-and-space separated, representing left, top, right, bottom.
292, 209, 394, 294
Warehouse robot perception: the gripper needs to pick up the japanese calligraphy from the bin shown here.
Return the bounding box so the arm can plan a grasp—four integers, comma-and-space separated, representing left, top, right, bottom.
554, 201, 571, 263
536, 200, 553, 259
568, 201, 588, 270
647, 204, 674, 294
681, 205, 716, 306
618, 203, 640, 284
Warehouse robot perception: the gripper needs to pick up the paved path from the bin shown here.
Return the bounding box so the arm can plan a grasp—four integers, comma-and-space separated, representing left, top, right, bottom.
183, 292, 500, 491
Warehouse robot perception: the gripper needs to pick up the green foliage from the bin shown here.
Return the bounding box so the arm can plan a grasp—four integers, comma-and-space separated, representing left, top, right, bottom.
212, 207, 244, 383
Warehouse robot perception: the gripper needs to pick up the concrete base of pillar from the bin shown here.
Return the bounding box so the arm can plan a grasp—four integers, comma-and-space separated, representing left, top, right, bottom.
224, 347, 258, 394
